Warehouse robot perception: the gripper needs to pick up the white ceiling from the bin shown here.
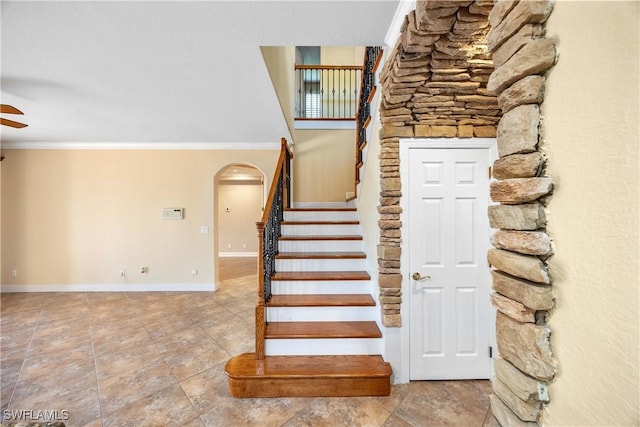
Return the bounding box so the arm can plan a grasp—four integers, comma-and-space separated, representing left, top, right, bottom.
0, 1, 399, 147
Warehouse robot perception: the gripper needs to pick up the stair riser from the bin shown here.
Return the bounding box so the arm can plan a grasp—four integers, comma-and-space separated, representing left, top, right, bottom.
271, 280, 373, 295
284, 211, 359, 222
266, 306, 376, 322
275, 258, 366, 272
278, 240, 363, 253
281, 224, 360, 236
265, 338, 383, 356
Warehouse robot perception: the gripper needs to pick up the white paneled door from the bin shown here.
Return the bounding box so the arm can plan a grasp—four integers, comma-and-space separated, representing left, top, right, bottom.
409, 147, 492, 380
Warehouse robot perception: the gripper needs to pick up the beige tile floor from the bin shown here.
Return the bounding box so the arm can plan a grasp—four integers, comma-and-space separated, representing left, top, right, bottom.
1, 259, 495, 426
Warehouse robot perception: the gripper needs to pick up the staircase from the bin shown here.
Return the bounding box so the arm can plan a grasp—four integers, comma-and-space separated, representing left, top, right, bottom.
225, 206, 392, 397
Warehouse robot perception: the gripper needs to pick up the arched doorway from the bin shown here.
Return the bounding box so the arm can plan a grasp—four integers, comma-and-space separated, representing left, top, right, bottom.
213, 163, 265, 286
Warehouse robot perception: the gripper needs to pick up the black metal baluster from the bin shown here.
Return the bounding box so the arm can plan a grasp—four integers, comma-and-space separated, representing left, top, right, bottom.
332, 68, 335, 118
338, 69, 342, 118
342, 69, 346, 118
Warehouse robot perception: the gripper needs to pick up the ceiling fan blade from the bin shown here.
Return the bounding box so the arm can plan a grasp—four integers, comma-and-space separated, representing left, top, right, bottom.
0, 104, 24, 115
0, 117, 28, 128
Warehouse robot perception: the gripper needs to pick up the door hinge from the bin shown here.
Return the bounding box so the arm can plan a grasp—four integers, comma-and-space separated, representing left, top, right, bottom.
489, 346, 493, 358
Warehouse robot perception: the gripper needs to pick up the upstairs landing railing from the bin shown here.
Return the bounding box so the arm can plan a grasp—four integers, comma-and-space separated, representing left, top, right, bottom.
295, 65, 363, 120
255, 137, 292, 360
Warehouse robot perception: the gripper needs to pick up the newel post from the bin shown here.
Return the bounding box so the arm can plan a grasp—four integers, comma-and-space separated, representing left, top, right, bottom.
255, 221, 266, 360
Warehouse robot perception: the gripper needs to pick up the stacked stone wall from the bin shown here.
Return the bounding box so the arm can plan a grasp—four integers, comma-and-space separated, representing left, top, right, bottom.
379, 0, 499, 141
486, 1, 557, 425
376, 0, 558, 425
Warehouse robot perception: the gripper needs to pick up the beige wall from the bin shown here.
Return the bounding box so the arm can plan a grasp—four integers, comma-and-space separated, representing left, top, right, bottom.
321, 46, 363, 66
543, 1, 639, 424
1, 148, 278, 289
217, 182, 262, 254
292, 129, 355, 202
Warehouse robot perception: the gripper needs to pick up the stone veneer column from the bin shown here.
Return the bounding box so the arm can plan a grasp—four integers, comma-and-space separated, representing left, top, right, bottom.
486, 1, 557, 425
378, 136, 403, 326
375, 0, 559, 425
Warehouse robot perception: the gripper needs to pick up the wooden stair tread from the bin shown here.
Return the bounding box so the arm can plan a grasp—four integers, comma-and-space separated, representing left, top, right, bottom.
282, 220, 359, 225
266, 321, 381, 339
225, 353, 392, 397
271, 271, 371, 281
226, 353, 391, 379
268, 294, 375, 307
276, 251, 366, 259
279, 235, 363, 241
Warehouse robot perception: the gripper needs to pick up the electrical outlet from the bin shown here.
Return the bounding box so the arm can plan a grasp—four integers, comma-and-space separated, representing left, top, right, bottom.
120, 269, 126, 277
140, 267, 148, 274
190, 269, 198, 276
11, 269, 17, 277
228, 243, 232, 249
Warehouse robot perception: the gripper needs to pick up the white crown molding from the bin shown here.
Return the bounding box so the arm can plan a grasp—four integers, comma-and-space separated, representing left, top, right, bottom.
384, 0, 416, 48
0, 283, 216, 292
0, 141, 281, 150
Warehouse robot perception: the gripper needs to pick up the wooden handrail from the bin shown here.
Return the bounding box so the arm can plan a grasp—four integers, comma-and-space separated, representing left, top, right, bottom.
258, 138, 290, 225
255, 137, 292, 360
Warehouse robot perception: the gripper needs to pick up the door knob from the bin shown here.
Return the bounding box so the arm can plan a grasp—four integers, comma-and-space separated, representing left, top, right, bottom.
412, 272, 431, 281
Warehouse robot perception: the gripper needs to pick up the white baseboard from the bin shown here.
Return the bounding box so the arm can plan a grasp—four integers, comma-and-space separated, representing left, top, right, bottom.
0, 283, 217, 293
218, 252, 258, 258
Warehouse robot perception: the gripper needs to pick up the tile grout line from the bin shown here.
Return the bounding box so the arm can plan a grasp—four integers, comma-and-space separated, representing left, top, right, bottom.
386, 386, 413, 426
3, 299, 46, 418
87, 291, 106, 427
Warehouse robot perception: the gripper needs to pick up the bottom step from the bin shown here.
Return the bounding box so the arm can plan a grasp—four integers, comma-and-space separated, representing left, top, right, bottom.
225, 353, 392, 398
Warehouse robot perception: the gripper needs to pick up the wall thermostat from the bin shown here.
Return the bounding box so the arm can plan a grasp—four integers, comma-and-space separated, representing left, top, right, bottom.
162, 208, 184, 220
